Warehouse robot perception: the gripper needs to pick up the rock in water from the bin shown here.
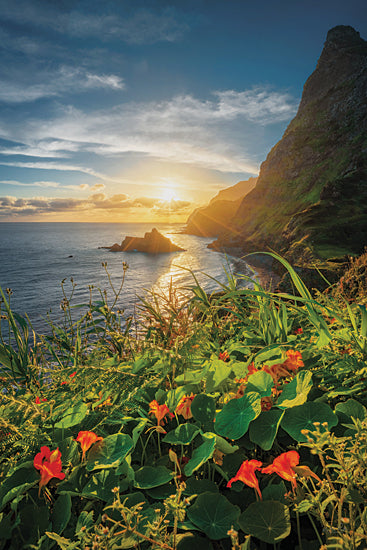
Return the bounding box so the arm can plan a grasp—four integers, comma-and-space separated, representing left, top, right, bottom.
105, 228, 185, 253
210, 26, 367, 262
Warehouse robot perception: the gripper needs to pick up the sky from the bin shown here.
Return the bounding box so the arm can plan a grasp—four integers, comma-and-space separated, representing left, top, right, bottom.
0, 0, 366, 222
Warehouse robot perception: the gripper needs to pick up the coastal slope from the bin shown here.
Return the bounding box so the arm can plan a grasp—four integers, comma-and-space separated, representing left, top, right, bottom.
209, 26, 367, 262
184, 177, 257, 237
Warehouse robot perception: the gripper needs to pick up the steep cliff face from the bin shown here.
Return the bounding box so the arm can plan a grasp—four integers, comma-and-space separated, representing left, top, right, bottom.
184, 177, 257, 237
211, 26, 367, 260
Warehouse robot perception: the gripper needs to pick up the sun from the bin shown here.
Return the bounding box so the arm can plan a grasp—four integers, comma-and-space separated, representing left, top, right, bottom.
160, 187, 179, 202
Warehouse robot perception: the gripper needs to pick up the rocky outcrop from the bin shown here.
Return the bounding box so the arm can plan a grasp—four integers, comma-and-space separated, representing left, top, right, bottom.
104, 228, 185, 253
184, 177, 257, 237
210, 26, 367, 263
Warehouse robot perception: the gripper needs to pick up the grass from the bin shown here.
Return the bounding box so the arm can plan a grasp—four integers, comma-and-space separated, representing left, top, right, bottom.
0, 253, 367, 550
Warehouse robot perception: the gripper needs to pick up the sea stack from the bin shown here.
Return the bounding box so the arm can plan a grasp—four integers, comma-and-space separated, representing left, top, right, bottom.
105, 228, 185, 253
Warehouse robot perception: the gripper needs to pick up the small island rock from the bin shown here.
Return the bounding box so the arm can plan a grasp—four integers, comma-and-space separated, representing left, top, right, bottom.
104, 228, 185, 254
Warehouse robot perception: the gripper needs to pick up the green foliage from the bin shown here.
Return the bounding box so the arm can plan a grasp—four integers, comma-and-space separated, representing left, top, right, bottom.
1, 255, 367, 548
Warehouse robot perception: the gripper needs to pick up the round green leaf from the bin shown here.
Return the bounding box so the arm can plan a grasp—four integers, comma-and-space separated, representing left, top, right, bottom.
335, 399, 367, 421
184, 478, 219, 496
276, 370, 313, 409
238, 500, 291, 543
184, 434, 216, 477
246, 371, 273, 397
249, 409, 284, 451
52, 494, 71, 535
281, 402, 338, 442
54, 402, 88, 429
187, 492, 240, 540
86, 433, 134, 471
162, 424, 201, 445
82, 470, 121, 501
205, 360, 232, 392
177, 533, 213, 549
134, 466, 173, 489
191, 394, 216, 424
215, 392, 261, 440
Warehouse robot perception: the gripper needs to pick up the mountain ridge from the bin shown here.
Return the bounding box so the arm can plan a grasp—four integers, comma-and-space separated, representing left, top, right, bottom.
208, 25, 367, 264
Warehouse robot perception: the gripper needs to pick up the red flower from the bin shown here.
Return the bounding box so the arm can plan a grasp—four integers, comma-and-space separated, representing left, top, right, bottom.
69, 371, 77, 378
176, 394, 195, 419
219, 350, 230, 362
262, 450, 300, 488
76, 431, 103, 461
33, 446, 65, 495
294, 328, 303, 335
35, 396, 47, 404
149, 400, 174, 426
227, 459, 263, 499
284, 350, 304, 372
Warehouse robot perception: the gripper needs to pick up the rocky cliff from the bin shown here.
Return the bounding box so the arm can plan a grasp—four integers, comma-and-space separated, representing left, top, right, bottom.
210, 26, 367, 262
184, 177, 257, 237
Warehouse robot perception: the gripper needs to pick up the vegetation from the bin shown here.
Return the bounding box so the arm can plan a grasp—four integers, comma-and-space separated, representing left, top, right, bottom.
0, 253, 367, 550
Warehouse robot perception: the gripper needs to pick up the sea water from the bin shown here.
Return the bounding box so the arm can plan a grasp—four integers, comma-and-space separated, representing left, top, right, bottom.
0, 222, 253, 333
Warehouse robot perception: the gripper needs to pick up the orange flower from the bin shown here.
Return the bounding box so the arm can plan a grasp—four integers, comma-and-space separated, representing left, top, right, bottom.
33, 446, 65, 495
149, 400, 174, 426
247, 362, 257, 376
261, 396, 273, 411
176, 394, 195, 419
284, 350, 304, 372
219, 350, 230, 362
227, 459, 263, 499
262, 450, 300, 488
76, 431, 103, 461
262, 364, 290, 384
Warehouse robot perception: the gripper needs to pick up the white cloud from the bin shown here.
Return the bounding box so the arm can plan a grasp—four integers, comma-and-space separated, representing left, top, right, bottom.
0, 179, 90, 191
0, 66, 125, 104
12, 88, 295, 173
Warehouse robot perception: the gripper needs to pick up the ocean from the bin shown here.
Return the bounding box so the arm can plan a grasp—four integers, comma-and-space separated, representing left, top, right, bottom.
0, 222, 253, 333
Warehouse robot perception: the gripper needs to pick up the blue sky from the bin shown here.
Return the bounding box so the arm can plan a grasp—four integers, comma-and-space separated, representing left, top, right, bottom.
0, 0, 366, 221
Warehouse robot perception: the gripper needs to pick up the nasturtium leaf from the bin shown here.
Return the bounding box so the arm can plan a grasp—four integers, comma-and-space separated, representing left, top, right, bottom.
249, 409, 284, 450
205, 360, 232, 392
0, 463, 39, 510
82, 470, 121, 501
19, 504, 49, 544
238, 500, 291, 543
163, 423, 200, 446
177, 533, 214, 549
184, 434, 216, 476
187, 492, 240, 540
58, 437, 80, 466
191, 394, 216, 424
86, 433, 133, 471
335, 399, 367, 421
52, 494, 71, 535
214, 434, 239, 454
146, 483, 175, 499
254, 346, 283, 366
276, 370, 313, 409
215, 392, 261, 440
184, 478, 219, 496
133, 466, 173, 489
246, 371, 273, 397
54, 402, 88, 429
262, 482, 287, 504
281, 402, 338, 442
132, 419, 149, 447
